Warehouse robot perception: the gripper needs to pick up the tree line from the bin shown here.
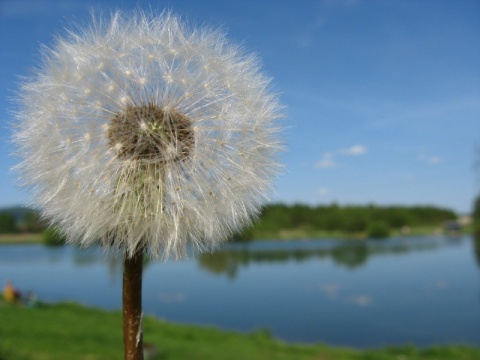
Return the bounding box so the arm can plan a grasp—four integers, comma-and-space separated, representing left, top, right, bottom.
0, 207, 44, 234
0, 203, 459, 240
235, 203, 458, 240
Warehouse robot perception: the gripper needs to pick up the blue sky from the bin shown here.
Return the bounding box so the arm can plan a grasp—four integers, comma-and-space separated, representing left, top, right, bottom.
1, 0, 479, 213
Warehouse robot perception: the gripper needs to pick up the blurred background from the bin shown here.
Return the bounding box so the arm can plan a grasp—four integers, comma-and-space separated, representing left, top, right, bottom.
1, 0, 480, 359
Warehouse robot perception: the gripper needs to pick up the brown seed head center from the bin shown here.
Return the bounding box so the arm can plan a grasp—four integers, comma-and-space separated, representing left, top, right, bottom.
108, 103, 194, 162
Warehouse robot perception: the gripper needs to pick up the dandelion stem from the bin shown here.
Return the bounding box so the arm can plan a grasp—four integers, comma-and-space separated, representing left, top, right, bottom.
123, 249, 144, 360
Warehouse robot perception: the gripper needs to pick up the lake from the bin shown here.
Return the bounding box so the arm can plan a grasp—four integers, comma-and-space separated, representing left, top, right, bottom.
1, 235, 479, 348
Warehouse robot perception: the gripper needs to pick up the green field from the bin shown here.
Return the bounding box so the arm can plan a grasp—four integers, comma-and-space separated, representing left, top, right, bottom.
0, 301, 479, 360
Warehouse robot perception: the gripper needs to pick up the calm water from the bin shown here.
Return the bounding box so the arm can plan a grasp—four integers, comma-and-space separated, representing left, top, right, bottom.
1, 236, 479, 348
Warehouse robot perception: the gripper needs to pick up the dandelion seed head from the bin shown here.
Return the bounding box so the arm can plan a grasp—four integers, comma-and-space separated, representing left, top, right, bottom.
12, 10, 283, 259
108, 103, 194, 162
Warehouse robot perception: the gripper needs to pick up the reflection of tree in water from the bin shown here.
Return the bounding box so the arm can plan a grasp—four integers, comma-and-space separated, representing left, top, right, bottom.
198, 248, 334, 279
197, 251, 243, 279
331, 244, 368, 269
72, 247, 101, 266
197, 239, 444, 278
70, 247, 151, 284
472, 194, 480, 267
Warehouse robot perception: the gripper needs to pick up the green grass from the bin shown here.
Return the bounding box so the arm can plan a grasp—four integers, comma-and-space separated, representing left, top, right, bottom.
0, 301, 479, 360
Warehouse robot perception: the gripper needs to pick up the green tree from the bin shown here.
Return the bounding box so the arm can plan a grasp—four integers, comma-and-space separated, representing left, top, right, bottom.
18, 210, 45, 232
343, 207, 369, 233
473, 195, 480, 236
42, 228, 66, 246
231, 225, 254, 242
0, 213, 17, 234
323, 204, 344, 231
367, 221, 390, 239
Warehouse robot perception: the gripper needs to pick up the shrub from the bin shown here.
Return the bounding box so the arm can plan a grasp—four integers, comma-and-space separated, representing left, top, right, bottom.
0, 213, 17, 234
42, 228, 66, 246
367, 221, 390, 239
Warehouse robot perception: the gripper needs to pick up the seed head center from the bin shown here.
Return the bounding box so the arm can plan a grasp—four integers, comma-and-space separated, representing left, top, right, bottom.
108, 103, 194, 162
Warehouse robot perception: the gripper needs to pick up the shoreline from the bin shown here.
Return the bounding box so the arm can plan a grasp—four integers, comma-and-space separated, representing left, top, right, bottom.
0, 233, 43, 244
0, 228, 470, 245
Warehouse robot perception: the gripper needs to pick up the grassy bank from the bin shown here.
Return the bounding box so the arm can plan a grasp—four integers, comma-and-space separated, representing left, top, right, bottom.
0, 233, 42, 244
247, 225, 457, 241
0, 301, 479, 360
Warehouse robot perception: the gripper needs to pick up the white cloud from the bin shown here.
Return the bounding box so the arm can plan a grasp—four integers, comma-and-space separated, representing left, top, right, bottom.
340, 145, 367, 156
315, 152, 336, 168
314, 145, 367, 170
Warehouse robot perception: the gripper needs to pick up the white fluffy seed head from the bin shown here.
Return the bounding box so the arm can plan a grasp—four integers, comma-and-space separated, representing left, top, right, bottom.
12, 10, 283, 259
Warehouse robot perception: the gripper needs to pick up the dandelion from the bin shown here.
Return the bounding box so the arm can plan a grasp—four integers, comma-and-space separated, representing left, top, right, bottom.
13, 11, 282, 258
12, 10, 282, 360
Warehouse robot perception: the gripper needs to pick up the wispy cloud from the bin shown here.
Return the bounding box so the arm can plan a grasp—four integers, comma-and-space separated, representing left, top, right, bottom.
315, 152, 336, 168
296, 33, 315, 49
418, 155, 442, 165
318, 187, 330, 197
287, 89, 480, 129
340, 145, 368, 156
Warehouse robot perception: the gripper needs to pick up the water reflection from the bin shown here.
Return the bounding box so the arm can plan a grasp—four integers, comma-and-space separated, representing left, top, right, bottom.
197, 237, 448, 278
70, 248, 158, 285
473, 234, 480, 267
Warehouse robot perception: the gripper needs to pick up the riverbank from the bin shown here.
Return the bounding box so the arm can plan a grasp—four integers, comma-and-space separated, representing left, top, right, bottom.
0, 226, 467, 245
0, 233, 42, 244
0, 301, 478, 360
252, 225, 450, 241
